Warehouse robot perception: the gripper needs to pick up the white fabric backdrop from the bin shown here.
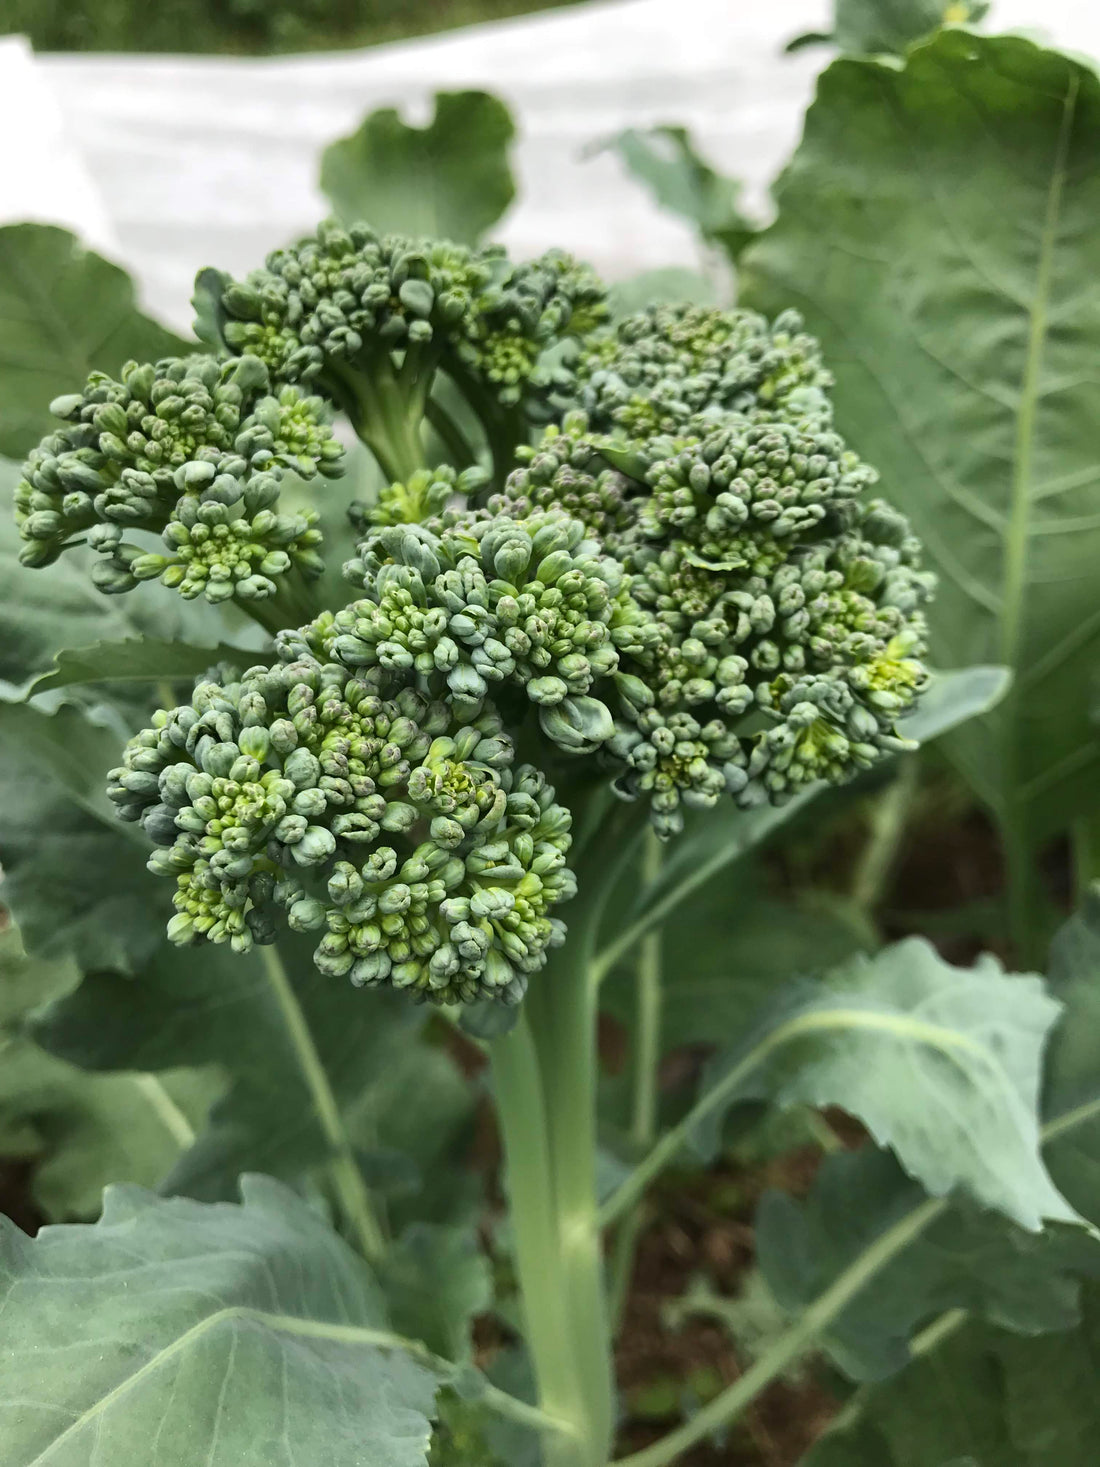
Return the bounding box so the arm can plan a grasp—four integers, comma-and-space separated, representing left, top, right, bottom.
3, 0, 1099, 332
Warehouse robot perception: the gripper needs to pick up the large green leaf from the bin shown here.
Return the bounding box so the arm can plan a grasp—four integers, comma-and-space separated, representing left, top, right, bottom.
0, 224, 191, 460
0, 1175, 439, 1467
0, 924, 221, 1221
320, 91, 516, 245
804, 1288, 1100, 1466
741, 31, 1100, 856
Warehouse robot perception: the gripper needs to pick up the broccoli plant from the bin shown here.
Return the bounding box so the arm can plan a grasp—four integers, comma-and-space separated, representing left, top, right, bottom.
3, 206, 1086, 1467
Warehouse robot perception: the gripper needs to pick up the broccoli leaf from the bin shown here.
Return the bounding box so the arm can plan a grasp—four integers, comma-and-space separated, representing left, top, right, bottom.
26, 637, 256, 698
0, 1175, 439, 1467
31, 932, 427, 1205
693, 938, 1075, 1231
741, 31, 1100, 871
0, 462, 234, 693
829, 0, 989, 56
379, 1222, 492, 1362
321, 91, 516, 245
0, 924, 221, 1222
0, 224, 191, 459
0, 700, 167, 973
606, 125, 756, 261
802, 1289, 1100, 1466
758, 1145, 1100, 1384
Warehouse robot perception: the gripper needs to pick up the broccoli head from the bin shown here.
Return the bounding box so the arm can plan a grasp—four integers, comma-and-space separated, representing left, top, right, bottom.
108, 659, 576, 1005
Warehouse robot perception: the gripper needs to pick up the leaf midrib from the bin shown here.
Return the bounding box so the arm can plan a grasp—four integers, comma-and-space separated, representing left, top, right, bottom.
999, 69, 1079, 822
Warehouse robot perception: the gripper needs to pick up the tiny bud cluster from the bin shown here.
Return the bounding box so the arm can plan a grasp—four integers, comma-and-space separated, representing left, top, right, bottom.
299, 507, 652, 753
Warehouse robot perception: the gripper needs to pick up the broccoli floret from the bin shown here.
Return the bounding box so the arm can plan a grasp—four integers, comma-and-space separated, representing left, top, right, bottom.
196, 221, 607, 484
601, 420, 934, 835
298, 507, 653, 754
14, 353, 341, 612
349, 463, 489, 531
543, 303, 833, 440
107, 660, 575, 1006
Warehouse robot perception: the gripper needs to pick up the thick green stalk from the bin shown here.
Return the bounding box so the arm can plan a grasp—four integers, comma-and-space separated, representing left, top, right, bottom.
489, 1015, 591, 1467
324, 351, 433, 484
526, 800, 648, 1464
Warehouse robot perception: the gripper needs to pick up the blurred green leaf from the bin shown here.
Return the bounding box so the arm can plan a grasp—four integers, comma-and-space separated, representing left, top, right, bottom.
897, 665, 1011, 744
804, 1286, 1100, 1466
0, 1175, 439, 1466
33, 934, 426, 1203
831, 0, 988, 56
607, 268, 719, 319
381, 1222, 492, 1361
741, 31, 1100, 862
603, 863, 863, 1054
0, 700, 165, 972
26, 636, 254, 698
0, 461, 235, 693
0, 924, 220, 1220
321, 91, 516, 244
607, 126, 755, 261
0, 224, 190, 459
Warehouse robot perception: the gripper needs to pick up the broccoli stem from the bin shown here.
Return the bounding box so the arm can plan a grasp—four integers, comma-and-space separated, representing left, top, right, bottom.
489, 1017, 592, 1467
605, 829, 665, 1338
322, 349, 435, 484
508, 795, 647, 1466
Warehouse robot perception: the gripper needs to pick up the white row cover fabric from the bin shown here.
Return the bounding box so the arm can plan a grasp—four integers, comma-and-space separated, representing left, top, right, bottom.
4, 0, 1099, 335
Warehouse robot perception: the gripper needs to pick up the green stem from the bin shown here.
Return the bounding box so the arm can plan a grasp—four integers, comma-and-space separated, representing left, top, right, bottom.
259, 946, 385, 1264
850, 759, 918, 916
612, 1197, 944, 1467
630, 830, 664, 1149
591, 785, 822, 986
425, 396, 479, 470
324, 353, 432, 484
525, 800, 648, 1465
489, 1014, 591, 1467
607, 1203, 647, 1336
